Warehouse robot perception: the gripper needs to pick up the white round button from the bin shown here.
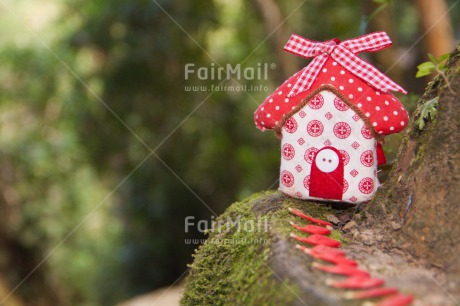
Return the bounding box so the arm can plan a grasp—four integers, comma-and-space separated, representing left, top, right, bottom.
315, 149, 339, 173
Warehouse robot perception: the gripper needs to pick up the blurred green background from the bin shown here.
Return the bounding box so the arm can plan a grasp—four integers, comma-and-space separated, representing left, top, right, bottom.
0, 0, 458, 305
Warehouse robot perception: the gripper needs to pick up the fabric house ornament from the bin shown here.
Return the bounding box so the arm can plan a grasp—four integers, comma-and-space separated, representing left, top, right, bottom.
254, 32, 409, 204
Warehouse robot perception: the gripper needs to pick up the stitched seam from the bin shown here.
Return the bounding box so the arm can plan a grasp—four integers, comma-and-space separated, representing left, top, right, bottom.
274, 85, 383, 142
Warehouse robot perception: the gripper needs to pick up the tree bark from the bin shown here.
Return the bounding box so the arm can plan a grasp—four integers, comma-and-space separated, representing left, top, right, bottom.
415, 0, 456, 59
252, 0, 299, 82
368, 44, 460, 290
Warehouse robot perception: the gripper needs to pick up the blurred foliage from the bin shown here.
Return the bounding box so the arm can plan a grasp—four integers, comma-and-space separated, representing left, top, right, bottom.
0, 0, 458, 305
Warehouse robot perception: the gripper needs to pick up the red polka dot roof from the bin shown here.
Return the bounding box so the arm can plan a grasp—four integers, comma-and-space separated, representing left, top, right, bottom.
255, 38, 409, 136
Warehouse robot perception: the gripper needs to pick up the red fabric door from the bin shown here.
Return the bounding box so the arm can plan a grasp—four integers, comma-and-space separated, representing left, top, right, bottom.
310, 146, 344, 200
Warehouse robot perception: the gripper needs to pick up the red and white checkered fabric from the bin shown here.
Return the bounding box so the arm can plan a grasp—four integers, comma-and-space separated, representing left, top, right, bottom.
284, 32, 407, 97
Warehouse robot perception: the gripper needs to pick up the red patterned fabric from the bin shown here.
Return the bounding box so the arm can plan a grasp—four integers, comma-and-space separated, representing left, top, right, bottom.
279, 90, 378, 203
254, 32, 409, 136
255, 32, 409, 203
254, 58, 409, 135
283, 32, 406, 97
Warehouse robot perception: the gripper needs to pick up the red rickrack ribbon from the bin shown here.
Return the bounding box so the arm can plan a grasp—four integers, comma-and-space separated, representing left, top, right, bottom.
283, 31, 407, 97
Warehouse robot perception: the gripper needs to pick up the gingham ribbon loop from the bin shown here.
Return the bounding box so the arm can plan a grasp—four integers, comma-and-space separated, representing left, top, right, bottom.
283, 32, 407, 97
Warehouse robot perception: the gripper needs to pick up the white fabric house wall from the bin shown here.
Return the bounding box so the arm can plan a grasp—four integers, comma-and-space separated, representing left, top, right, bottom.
278, 90, 379, 203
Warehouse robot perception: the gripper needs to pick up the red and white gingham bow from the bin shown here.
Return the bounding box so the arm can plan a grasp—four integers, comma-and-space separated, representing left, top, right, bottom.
284, 32, 407, 97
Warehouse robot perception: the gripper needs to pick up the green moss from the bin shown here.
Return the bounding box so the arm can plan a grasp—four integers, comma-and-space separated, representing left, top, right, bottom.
329, 230, 346, 245
181, 191, 351, 305
181, 191, 301, 305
